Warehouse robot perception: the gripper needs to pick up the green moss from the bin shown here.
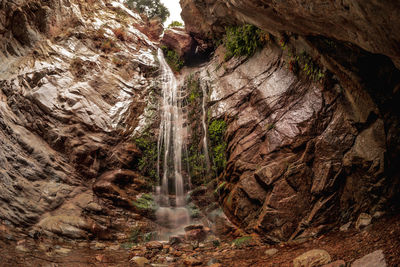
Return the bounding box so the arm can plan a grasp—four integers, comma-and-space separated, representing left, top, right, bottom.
132, 193, 158, 215
187, 202, 201, 218
187, 75, 201, 103
143, 231, 158, 242
232, 236, 253, 248
209, 120, 227, 144
224, 24, 266, 61
120, 242, 133, 249
209, 119, 227, 175
288, 51, 325, 82
134, 133, 158, 182
161, 46, 184, 72
168, 21, 183, 28
129, 227, 141, 243
213, 143, 227, 174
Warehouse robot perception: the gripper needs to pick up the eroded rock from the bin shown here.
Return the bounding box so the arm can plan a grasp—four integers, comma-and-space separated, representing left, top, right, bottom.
351, 250, 387, 267
293, 249, 332, 267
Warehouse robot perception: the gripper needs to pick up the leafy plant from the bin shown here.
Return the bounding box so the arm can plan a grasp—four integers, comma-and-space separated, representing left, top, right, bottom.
187, 202, 201, 218
143, 231, 158, 242
187, 75, 201, 103
134, 133, 158, 181
125, 0, 170, 23
209, 120, 227, 145
132, 193, 158, 215
168, 21, 183, 28
120, 242, 134, 249
286, 50, 325, 82
224, 24, 266, 61
209, 119, 227, 174
161, 46, 184, 72
233, 236, 253, 248
214, 181, 227, 194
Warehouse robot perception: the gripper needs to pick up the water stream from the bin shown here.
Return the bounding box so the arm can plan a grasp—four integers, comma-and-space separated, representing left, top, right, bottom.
155, 49, 190, 239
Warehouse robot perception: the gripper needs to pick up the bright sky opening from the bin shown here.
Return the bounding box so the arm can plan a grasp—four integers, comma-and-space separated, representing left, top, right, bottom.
160, 0, 183, 26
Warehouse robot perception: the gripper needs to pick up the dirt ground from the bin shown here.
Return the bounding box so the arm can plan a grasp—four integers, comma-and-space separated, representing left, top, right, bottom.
1, 214, 399, 267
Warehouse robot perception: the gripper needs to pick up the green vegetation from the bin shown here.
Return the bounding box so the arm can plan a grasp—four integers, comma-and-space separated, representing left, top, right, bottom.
288, 51, 325, 81
186, 146, 207, 185
187, 202, 201, 218
125, 0, 170, 23
184, 74, 210, 185
187, 75, 201, 103
134, 133, 158, 181
232, 236, 253, 248
209, 119, 227, 144
214, 181, 227, 195
120, 242, 134, 249
162, 46, 184, 72
212, 239, 221, 247
209, 119, 227, 174
224, 24, 266, 61
168, 21, 184, 28
121, 226, 157, 248
143, 231, 158, 242
132, 193, 158, 215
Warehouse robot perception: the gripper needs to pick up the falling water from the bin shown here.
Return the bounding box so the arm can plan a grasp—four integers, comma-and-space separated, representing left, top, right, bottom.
155, 49, 190, 239
201, 84, 211, 171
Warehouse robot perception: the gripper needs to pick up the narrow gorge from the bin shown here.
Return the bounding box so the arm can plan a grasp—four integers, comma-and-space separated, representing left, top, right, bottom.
0, 0, 399, 266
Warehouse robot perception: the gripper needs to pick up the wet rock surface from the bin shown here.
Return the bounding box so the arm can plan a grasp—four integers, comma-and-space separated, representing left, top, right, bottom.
161, 27, 195, 59
185, 40, 400, 243
180, 0, 400, 69
0, 0, 161, 239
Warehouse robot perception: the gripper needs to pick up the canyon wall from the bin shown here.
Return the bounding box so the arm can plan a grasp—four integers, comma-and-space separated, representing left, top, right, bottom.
0, 0, 162, 239
180, 0, 400, 242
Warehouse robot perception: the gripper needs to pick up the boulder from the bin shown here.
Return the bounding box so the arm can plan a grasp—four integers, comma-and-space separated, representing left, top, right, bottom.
351, 250, 387, 267
145, 241, 163, 250
185, 228, 207, 242
355, 213, 372, 230
130, 256, 149, 267
161, 28, 195, 59
293, 249, 332, 267
265, 248, 278, 257
322, 260, 346, 267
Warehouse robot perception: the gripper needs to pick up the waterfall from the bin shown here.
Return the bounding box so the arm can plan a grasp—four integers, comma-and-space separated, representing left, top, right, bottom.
201, 84, 211, 171
155, 49, 190, 239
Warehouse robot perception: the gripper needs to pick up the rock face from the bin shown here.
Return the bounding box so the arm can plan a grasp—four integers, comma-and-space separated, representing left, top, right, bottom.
180, 0, 400, 243
0, 0, 161, 238
161, 27, 195, 59
180, 0, 400, 69
185, 36, 400, 242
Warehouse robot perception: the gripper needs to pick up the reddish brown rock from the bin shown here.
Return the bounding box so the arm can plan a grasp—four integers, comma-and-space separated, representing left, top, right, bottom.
322, 260, 346, 267
351, 250, 387, 267
145, 241, 163, 250
180, 0, 400, 69
161, 27, 195, 58
185, 228, 207, 242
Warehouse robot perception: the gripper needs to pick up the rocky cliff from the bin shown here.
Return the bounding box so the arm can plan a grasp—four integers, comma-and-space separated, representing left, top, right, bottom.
180, 0, 400, 243
1, 0, 400, 257
0, 0, 163, 240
